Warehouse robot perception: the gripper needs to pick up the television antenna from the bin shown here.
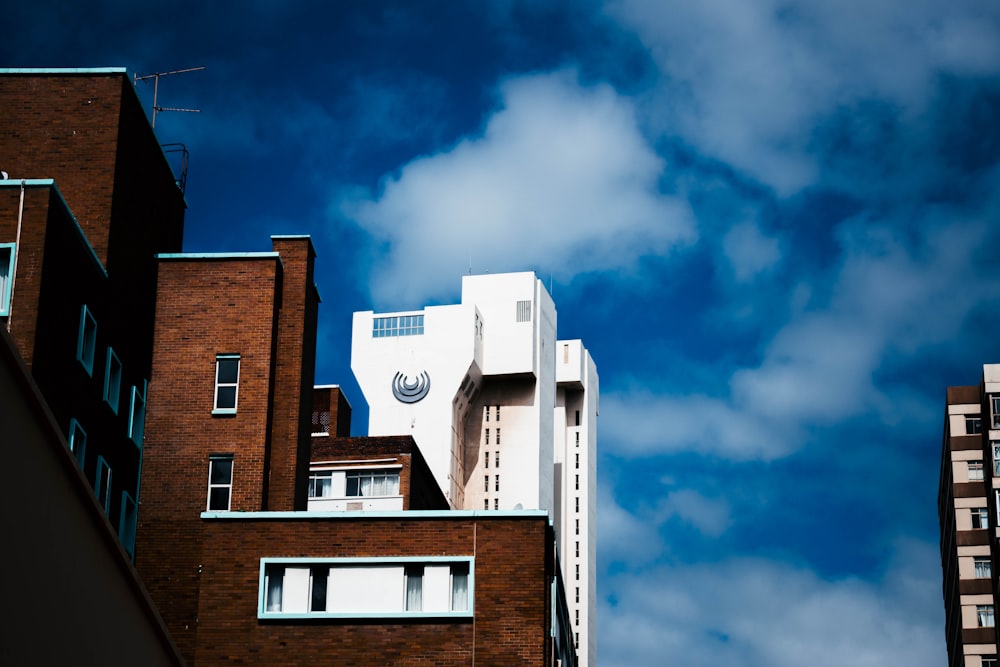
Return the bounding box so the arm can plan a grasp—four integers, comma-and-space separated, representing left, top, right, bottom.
133, 66, 205, 128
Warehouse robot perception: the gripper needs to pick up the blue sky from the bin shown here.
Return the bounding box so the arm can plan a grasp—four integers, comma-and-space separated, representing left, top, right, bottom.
5, 1, 1000, 664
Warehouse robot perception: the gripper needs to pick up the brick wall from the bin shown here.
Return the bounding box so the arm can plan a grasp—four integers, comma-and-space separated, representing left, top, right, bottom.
195, 515, 554, 666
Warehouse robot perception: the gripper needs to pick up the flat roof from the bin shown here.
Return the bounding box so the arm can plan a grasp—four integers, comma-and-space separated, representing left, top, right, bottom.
0, 67, 127, 75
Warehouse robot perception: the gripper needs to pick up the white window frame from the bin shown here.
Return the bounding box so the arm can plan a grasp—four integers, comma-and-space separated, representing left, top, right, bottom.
308, 470, 333, 499
0, 242, 14, 316
76, 305, 97, 376
103, 346, 122, 414
975, 556, 992, 579
968, 417, 984, 434
258, 556, 474, 620
213, 354, 240, 414
979, 604, 996, 627
975, 506, 991, 529
970, 461, 985, 481
207, 455, 234, 511
345, 470, 399, 497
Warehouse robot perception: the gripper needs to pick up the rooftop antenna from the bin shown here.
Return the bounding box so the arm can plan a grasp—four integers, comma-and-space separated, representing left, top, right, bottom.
133, 66, 205, 128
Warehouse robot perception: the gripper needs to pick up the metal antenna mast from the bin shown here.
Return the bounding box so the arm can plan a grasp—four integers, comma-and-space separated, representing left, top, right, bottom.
133, 66, 205, 128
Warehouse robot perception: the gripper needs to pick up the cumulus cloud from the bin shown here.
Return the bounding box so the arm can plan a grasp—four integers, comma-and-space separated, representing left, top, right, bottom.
721, 221, 781, 282
341, 69, 694, 308
600, 538, 945, 667
608, 0, 1000, 194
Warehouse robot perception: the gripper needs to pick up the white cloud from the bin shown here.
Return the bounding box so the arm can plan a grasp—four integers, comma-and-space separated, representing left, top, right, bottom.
659, 489, 731, 537
341, 69, 694, 308
721, 221, 781, 282
600, 538, 945, 667
597, 483, 665, 566
608, 0, 1000, 194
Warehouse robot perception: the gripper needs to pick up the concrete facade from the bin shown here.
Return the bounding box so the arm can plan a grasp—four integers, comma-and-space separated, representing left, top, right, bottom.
940, 366, 1000, 667
352, 271, 598, 666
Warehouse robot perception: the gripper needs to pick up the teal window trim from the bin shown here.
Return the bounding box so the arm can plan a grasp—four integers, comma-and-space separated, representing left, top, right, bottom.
213, 354, 240, 415
258, 556, 475, 620
95, 456, 112, 514
103, 347, 122, 414
128, 381, 147, 447
119, 491, 137, 558
76, 305, 97, 376
68, 418, 87, 469
0, 242, 14, 316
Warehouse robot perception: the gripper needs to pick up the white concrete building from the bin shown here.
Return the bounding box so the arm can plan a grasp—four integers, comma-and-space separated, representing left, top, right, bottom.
352, 271, 598, 667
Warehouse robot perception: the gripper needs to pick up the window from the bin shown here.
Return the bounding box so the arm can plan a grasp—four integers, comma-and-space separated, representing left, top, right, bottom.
128, 383, 146, 447
575, 609, 579, 626
575, 519, 579, 535
372, 314, 424, 337
983, 658, 998, 667
495, 475, 499, 492
485, 452, 489, 469
484, 475, 489, 492
207, 456, 234, 511
973, 507, 990, 529
119, 492, 137, 558
968, 417, 983, 434
575, 432, 580, 447
575, 497, 579, 513
496, 405, 500, 421
485, 429, 489, 445
575, 474, 579, 490
979, 605, 995, 627
575, 453, 579, 469
575, 564, 579, 580
484, 406, 489, 422
995, 442, 1000, 477
484, 499, 489, 510
993, 397, 1000, 429
95, 456, 112, 514
575, 541, 580, 558
68, 418, 86, 468
213, 354, 240, 414
103, 347, 122, 414
970, 462, 985, 481
308, 470, 332, 498
975, 557, 992, 578
575, 410, 580, 426
496, 428, 500, 445
495, 451, 499, 468
0, 243, 13, 316
493, 498, 498, 510
516, 300, 531, 322
346, 470, 399, 497
575, 587, 580, 603
76, 305, 97, 375
259, 557, 474, 618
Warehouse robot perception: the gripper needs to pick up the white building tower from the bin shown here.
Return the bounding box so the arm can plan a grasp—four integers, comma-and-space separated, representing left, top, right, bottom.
351, 271, 598, 666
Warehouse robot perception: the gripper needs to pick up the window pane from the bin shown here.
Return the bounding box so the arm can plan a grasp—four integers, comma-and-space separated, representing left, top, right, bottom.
210, 459, 233, 484
209, 487, 231, 511
405, 566, 423, 611
310, 568, 328, 612
216, 386, 237, 409
266, 566, 284, 612
217, 358, 239, 383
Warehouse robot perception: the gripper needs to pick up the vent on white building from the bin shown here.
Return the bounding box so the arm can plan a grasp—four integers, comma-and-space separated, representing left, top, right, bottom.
516, 300, 531, 322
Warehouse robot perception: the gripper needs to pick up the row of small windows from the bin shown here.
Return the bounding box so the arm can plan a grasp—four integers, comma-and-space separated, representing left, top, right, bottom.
372, 314, 424, 338
484, 475, 500, 493
483, 498, 499, 510
484, 405, 500, 422
68, 421, 137, 557
75, 305, 146, 446
308, 470, 401, 499
259, 559, 472, 618
484, 428, 500, 445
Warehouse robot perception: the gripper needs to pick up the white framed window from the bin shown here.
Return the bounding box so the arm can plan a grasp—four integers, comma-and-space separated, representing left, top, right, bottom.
119, 492, 137, 558
103, 347, 122, 414
259, 557, 474, 619
128, 382, 146, 447
979, 605, 995, 627
95, 456, 112, 514
76, 305, 97, 376
308, 470, 332, 499
993, 397, 1000, 429
213, 354, 240, 414
968, 417, 984, 434
983, 658, 998, 667
346, 470, 399, 497
973, 507, 990, 529
207, 455, 234, 511
68, 418, 87, 468
970, 462, 985, 481
0, 243, 14, 316
994, 442, 1000, 477
975, 557, 992, 578
372, 314, 424, 337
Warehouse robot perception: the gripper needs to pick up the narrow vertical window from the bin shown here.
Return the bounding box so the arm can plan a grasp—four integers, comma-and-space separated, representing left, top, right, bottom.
494, 498, 498, 510
95, 456, 112, 514
484, 475, 489, 492
496, 405, 500, 421
484, 428, 489, 445
575, 496, 579, 513
993, 396, 1000, 428
484, 499, 489, 510
575, 519, 579, 535
103, 347, 122, 414
979, 605, 996, 627
495, 475, 499, 492
450, 563, 470, 612
0, 243, 14, 316
575, 453, 579, 469
214, 354, 240, 413
119, 492, 137, 558
484, 405, 489, 422
68, 418, 87, 468
484, 451, 489, 469
575, 432, 580, 447
310, 567, 328, 612
575, 410, 580, 426
208, 455, 234, 510
404, 565, 423, 611
575, 474, 579, 490
128, 382, 146, 447
495, 451, 499, 468
76, 305, 97, 376
265, 565, 284, 611
496, 428, 500, 445
975, 557, 993, 578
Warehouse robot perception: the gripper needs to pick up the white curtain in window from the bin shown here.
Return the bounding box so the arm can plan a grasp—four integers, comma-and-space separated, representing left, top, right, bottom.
405, 569, 422, 611
266, 567, 284, 611
976, 559, 992, 578
451, 570, 469, 611
980, 605, 995, 627
359, 472, 399, 497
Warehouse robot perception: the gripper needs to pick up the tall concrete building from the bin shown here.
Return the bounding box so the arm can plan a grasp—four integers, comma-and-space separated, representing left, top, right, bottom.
352, 271, 598, 666
940, 364, 1000, 667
